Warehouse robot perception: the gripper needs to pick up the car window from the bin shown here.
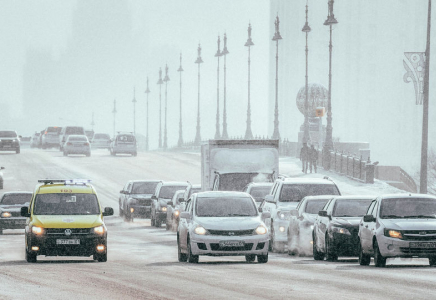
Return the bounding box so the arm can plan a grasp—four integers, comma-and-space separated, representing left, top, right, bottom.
332, 199, 373, 217
131, 182, 158, 194
33, 193, 100, 215
94, 133, 110, 139
117, 135, 135, 142
0, 131, 17, 138
68, 136, 87, 141
123, 182, 130, 192
185, 199, 192, 213
305, 199, 330, 214
371, 202, 378, 217
279, 184, 340, 203
379, 198, 436, 218
127, 183, 133, 193
1, 193, 32, 205
65, 127, 85, 135
249, 186, 272, 202
159, 185, 188, 199
366, 201, 376, 216
196, 197, 257, 217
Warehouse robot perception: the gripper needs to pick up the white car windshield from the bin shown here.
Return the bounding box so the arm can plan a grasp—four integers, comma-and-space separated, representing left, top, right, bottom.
279, 184, 340, 202
196, 197, 257, 217
33, 193, 100, 215
380, 198, 436, 219
305, 199, 329, 214
249, 186, 271, 202
1, 193, 32, 205
159, 186, 187, 199
332, 199, 373, 217
132, 182, 158, 194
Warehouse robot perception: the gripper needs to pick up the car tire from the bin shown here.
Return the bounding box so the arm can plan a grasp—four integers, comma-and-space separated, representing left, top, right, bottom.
257, 253, 268, 263
0, 179, 3, 189
112, 151, 117, 156
119, 203, 124, 217
187, 238, 199, 263
16, 148, 20, 154
63, 151, 67, 156
429, 257, 436, 266
151, 213, 155, 226
269, 225, 274, 252
325, 235, 338, 261
165, 222, 170, 231
373, 240, 387, 268
358, 241, 371, 266
86, 152, 91, 157
312, 233, 325, 261
155, 219, 162, 228
0, 228, 3, 235
287, 230, 298, 256
94, 253, 107, 262
177, 237, 188, 262
245, 255, 256, 263
25, 248, 37, 263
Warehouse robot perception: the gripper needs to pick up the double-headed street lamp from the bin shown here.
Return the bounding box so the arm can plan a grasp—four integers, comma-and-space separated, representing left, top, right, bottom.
272, 15, 282, 140
214, 36, 222, 139
221, 33, 229, 139
163, 64, 170, 149
144, 77, 150, 151
323, 0, 338, 169
302, 0, 311, 145
244, 23, 254, 140
194, 44, 203, 145
157, 68, 163, 148
177, 53, 184, 147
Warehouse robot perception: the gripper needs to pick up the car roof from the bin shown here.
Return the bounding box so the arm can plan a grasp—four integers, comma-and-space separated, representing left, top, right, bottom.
331, 195, 377, 200
281, 178, 336, 185
37, 183, 95, 194
190, 184, 201, 189
2, 191, 33, 195
247, 182, 273, 187
161, 181, 189, 186
302, 195, 337, 201
130, 180, 161, 183
379, 193, 436, 200
196, 191, 251, 198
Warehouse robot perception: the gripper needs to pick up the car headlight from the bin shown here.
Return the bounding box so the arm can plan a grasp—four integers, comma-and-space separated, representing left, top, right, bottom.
384, 229, 402, 239
1, 212, 11, 218
31, 226, 44, 235
277, 211, 291, 220
254, 225, 268, 235
194, 226, 208, 235
93, 225, 105, 234
173, 210, 180, 217
161, 207, 167, 212
331, 226, 351, 235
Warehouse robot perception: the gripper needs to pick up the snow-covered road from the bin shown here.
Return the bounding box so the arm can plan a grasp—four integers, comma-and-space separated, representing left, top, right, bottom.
0, 149, 433, 300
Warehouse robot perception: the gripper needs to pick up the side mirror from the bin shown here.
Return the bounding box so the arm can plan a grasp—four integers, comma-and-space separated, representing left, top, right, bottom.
363, 215, 376, 222
0, 166, 4, 170
178, 197, 185, 203
258, 207, 263, 213
261, 211, 271, 219
265, 195, 275, 203
290, 209, 298, 217
151, 195, 157, 200
318, 210, 328, 217
21, 206, 30, 217
120, 190, 124, 194
102, 207, 114, 216
180, 212, 191, 219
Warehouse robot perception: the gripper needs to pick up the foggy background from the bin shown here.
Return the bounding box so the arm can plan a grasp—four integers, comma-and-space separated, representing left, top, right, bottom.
0, 0, 434, 174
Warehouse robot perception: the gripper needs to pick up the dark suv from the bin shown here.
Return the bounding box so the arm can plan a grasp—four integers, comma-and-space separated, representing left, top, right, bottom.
119, 180, 160, 222
0, 131, 21, 154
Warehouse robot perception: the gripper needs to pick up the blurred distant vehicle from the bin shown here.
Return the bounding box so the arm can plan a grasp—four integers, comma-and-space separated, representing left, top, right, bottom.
59, 126, 86, 151
41, 126, 62, 149
0, 130, 21, 154
110, 132, 137, 156
243, 182, 273, 208
0, 191, 32, 234
63, 135, 91, 157
85, 129, 95, 141
151, 181, 189, 227
30, 132, 41, 148
0, 167, 5, 189
119, 180, 160, 222
166, 189, 186, 231
91, 133, 111, 150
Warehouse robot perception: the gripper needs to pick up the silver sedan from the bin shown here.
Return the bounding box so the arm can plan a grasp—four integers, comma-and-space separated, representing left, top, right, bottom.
63, 135, 91, 157
177, 191, 270, 263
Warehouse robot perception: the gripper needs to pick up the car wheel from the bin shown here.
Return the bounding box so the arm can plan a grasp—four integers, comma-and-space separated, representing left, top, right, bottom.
312, 233, 325, 261
16, 148, 20, 154
245, 254, 256, 263
151, 213, 155, 226
287, 230, 298, 256
0, 228, 3, 235
113, 151, 117, 156
358, 241, 371, 266
165, 222, 171, 231
177, 237, 188, 262
257, 253, 268, 263
63, 151, 67, 156
373, 240, 387, 267
269, 225, 274, 252
119, 203, 124, 217
325, 235, 338, 261
155, 219, 162, 228
0, 179, 3, 189
25, 248, 37, 263
94, 253, 107, 262
429, 257, 436, 266
187, 238, 199, 263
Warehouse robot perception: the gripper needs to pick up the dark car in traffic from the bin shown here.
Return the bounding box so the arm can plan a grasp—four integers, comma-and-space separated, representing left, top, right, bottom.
0, 191, 33, 234
119, 180, 160, 222
151, 181, 189, 227
0, 130, 21, 154
313, 195, 375, 261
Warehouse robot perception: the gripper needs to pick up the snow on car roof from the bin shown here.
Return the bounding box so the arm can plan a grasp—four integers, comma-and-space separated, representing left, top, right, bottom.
282, 178, 336, 184
379, 193, 436, 200
161, 181, 189, 186
330, 195, 377, 200
196, 191, 251, 198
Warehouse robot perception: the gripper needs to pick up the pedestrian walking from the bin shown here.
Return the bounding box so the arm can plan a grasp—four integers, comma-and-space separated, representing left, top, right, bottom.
300, 143, 309, 173
309, 145, 318, 173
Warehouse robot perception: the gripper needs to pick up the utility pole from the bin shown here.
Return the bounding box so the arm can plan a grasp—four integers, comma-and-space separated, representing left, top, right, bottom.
144, 77, 150, 151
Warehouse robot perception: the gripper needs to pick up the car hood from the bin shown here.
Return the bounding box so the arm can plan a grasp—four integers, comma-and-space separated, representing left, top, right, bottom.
197, 216, 262, 230
158, 198, 172, 207
381, 219, 436, 230
277, 202, 299, 210
131, 194, 152, 200
331, 217, 361, 227
32, 215, 103, 228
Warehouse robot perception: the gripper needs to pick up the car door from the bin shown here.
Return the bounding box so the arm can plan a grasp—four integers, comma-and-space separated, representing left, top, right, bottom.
360, 200, 376, 251
290, 199, 303, 236
179, 198, 192, 250
316, 199, 334, 251
120, 182, 130, 211
295, 199, 307, 235
124, 182, 133, 210
366, 200, 379, 252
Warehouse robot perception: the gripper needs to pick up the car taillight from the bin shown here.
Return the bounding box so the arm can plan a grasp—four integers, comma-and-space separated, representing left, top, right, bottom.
67, 142, 72, 146
84, 142, 89, 146
44, 131, 47, 135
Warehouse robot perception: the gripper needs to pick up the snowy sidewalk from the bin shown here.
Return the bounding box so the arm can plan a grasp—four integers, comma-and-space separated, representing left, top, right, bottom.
279, 156, 405, 196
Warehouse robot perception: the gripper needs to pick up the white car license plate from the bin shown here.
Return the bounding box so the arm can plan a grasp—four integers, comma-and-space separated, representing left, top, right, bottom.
410, 242, 436, 248
56, 239, 80, 245
219, 240, 245, 247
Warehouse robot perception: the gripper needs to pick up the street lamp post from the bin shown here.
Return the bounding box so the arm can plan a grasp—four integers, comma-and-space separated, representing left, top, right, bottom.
177, 53, 184, 148
144, 77, 150, 151
157, 68, 163, 148
214, 36, 222, 139
194, 44, 203, 145
323, 0, 338, 169
112, 99, 117, 137
272, 15, 282, 140
244, 23, 254, 140
163, 64, 170, 149
132, 87, 137, 135
91, 112, 95, 131
221, 33, 229, 139
302, 1, 311, 145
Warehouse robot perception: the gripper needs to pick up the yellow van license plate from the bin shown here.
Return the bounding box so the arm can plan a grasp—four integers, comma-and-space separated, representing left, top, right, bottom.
56, 239, 80, 245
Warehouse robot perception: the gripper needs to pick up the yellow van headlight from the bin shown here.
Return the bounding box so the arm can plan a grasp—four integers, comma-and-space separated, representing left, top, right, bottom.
31, 226, 44, 235
93, 226, 105, 234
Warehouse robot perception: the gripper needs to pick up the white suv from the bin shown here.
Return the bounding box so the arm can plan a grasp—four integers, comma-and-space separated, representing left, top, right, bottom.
260, 177, 341, 252
358, 194, 436, 267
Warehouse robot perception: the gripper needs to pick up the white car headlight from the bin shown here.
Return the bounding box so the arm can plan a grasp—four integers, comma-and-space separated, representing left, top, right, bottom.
173, 210, 180, 216
255, 225, 268, 235
277, 211, 291, 220
161, 207, 167, 212
93, 225, 105, 234
1, 212, 11, 218
194, 226, 208, 235
331, 226, 351, 235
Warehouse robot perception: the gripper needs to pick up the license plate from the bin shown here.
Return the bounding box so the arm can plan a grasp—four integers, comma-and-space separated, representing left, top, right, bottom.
410, 242, 436, 248
3, 145, 11, 148
56, 239, 80, 245
219, 240, 245, 247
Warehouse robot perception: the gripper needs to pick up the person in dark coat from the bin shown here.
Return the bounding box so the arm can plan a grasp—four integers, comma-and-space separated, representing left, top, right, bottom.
309, 145, 318, 173
300, 143, 309, 173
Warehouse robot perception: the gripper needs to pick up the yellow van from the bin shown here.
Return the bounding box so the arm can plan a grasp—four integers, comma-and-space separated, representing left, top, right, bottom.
21, 179, 113, 263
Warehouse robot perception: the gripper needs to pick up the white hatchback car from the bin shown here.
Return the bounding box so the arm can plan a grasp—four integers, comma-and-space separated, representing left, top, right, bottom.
177, 191, 270, 263
358, 194, 436, 267
63, 135, 91, 157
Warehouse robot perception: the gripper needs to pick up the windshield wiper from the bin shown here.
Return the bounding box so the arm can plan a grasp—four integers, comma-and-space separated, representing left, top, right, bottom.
403, 215, 436, 219
226, 214, 252, 217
